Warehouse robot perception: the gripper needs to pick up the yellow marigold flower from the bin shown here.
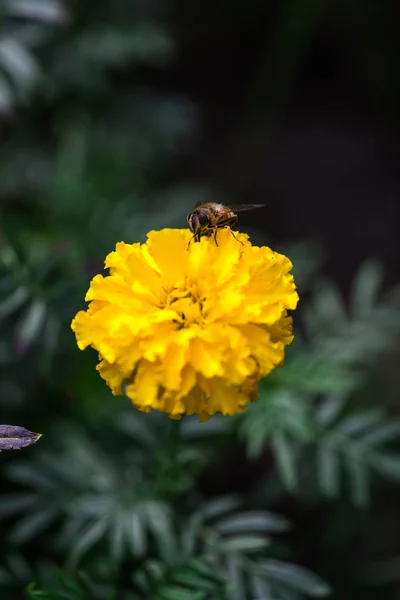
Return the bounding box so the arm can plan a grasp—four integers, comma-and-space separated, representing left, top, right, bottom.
71, 228, 299, 422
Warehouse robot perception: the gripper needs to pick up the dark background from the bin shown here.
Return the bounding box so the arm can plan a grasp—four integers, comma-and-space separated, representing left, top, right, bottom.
166, 0, 400, 288
1, 0, 400, 599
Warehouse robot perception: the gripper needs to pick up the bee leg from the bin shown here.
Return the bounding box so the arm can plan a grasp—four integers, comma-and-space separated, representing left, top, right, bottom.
187, 233, 197, 250
213, 228, 219, 246
225, 227, 244, 245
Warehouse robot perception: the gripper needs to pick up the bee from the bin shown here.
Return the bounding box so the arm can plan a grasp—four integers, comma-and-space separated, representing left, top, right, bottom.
187, 202, 264, 247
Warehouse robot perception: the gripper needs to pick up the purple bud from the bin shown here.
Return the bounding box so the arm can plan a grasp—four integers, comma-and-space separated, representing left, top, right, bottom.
0, 425, 42, 451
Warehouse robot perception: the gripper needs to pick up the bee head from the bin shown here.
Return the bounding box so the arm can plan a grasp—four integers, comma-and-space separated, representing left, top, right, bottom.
187, 210, 209, 234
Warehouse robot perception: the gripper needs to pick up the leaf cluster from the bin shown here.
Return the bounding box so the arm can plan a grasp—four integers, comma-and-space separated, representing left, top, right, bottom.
239, 259, 400, 505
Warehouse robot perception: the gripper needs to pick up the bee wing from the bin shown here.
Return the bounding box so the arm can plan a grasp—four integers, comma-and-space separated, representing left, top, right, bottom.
226, 204, 265, 212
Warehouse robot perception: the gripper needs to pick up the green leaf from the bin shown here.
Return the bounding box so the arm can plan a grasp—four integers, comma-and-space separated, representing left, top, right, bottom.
187, 558, 221, 580
5, 0, 69, 24
271, 432, 298, 492
7, 461, 59, 489
338, 409, 384, 437
257, 559, 331, 597
370, 454, 400, 480
5, 552, 31, 580
316, 447, 340, 498
200, 496, 241, 521
275, 354, 361, 395
314, 395, 347, 427
215, 535, 270, 553
117, 412, 159, 448
158, 586, 203, 600
0, 72, 14, 114
345, 456, 369, 507
110, 511, 125, 564
172, 571, 219, 591
214, 511, 290, 535
351, 259, 383, 317
69, 519, 108, 564
142, 559, 166, 583
313, 280, 347, 323
180, 514, 201, 556
10, 507, 59, 544
241, 389, 311, 459
250, 575, 273, 600
129, 511, 147, 557
359, 422, 400, 447
227, 555, 245, 600
0, 286, 29, 318
0, 38, 40, 95
146, 502, 176, 564
15, 299, 47, 351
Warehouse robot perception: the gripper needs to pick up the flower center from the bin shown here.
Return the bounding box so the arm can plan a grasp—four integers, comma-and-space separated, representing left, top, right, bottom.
164, 282, 205, 328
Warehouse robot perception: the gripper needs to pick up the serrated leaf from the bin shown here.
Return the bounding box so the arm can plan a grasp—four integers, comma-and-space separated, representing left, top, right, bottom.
172, 571, 218, 591
314, 396, 347, 427
275, 354, 360, 396
110, 511, 125, 564
0, 286, 29, 318
143, 559, 166, 582
69, 519, 108, 564
250, 574, 273, 600
216, 535, 270, 553
159, 586, 201, 600
241, 389, 311, 459
6, 462, 57, 489
257, 560, 331, 597
15, 299, 47, 353
313, 281, 346, 323
181, 514, 201, 556
0, 493, 38, 516
227, 555, 244, 600
75, 25, 174, 70
359, 422, 400, 447
5, 0, 69, 24
243, 418, 268, 459
187, 558, 221, 580
345, 456, 369, 507
370, 454, 400, 480
10, 507, 59, 544
0, 425, 42, 451
316, 447, 340, 498
117, 412, 158, 448
338, 409, 384, 437
6, 551, 31, 579
24, 584, 51, 599
129, 511, 147, 557
146, 502, 176, 564
0, 71, 14, 114
214, 511, 290, 535
271, 433, 298, 492
132, 569, 151, 593
200, 496, 241, 521
0, 38, 40, 94
351, 259, 383, 317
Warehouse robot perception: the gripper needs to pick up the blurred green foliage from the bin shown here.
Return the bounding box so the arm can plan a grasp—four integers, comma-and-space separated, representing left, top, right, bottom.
1, 0, 400, 599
